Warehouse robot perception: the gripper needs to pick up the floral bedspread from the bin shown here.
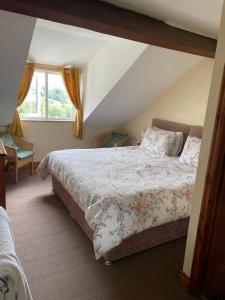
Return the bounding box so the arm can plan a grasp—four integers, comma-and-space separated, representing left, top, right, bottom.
37, 146, 196, 259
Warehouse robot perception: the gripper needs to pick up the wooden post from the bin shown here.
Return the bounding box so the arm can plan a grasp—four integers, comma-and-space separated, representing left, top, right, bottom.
0, 139, 7, 209
188, 64, 225, 295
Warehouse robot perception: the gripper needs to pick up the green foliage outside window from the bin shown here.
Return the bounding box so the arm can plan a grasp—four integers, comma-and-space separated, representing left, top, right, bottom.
19, 85, 73, 119
48, 99, 73, 118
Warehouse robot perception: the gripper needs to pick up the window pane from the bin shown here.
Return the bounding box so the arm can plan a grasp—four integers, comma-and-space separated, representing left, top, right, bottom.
47, 73, 74, 119
18, 72, 46, 118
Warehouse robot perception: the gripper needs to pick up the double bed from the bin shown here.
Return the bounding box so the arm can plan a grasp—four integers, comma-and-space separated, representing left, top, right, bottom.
38, 119, 202, 264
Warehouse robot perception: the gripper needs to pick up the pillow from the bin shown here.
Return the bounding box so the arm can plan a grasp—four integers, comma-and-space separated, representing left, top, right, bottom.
140, 127, 176, 156
153, 127, 183, 156
0, 132, 19, 149
179, 136, 201, 167
137, 128, 148, 145
104, 132, 128, 147
172, 132, 184, 156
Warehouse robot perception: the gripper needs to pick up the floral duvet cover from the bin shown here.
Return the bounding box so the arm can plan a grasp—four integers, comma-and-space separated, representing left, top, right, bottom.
37, 146, 196, 259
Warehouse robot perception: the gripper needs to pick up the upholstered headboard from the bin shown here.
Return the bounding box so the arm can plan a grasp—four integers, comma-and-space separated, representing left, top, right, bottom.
189, 126, 203, 138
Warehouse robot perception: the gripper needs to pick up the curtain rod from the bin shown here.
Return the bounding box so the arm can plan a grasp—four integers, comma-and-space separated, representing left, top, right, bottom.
26, 62, 82, 73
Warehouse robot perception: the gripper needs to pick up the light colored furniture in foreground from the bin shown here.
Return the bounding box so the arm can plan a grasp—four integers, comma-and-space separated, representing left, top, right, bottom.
94, 132, 130, 148
0, 207, 33, 299
0, 139, 32, 298
1, 134, 34, 184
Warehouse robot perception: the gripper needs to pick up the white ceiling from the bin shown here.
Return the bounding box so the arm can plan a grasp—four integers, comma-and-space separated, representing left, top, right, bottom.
85, 46, 204, 126
28, 19, 118, 67
102, 0, 223, 38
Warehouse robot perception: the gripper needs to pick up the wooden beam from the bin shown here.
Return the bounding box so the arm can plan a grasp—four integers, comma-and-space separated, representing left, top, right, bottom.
0, 0, 217, 58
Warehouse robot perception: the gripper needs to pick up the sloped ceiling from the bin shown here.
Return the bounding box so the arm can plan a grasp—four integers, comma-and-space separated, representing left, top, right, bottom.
85, 46, 203, 126
29, 19, 118, 67
0, 10, 36, 126
102, 0, 223, 38
83, 39, 147, 120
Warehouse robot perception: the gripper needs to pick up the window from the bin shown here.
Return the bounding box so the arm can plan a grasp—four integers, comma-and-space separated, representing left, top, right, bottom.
19, 71, 74, 121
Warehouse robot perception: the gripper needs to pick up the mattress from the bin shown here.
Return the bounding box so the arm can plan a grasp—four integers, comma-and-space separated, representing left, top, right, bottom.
38, 146, 197, 259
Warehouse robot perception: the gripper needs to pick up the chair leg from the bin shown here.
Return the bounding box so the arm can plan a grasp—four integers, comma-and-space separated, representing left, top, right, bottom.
31, 157, 34, 175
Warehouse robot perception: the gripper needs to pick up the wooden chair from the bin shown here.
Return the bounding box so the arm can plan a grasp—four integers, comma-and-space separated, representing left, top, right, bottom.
94, 132, 130, 148
0, 133, 34, 183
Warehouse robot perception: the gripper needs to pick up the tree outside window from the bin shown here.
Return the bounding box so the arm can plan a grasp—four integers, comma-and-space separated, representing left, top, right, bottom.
19, 71, 75, 121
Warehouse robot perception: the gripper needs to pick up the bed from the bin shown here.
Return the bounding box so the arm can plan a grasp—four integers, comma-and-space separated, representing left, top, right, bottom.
38, 119, 202, 264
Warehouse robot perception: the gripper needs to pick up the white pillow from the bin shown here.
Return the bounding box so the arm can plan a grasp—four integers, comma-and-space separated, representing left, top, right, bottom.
140, 127, 176, 156
180, 136, 201, 167
153, 127, 183, 156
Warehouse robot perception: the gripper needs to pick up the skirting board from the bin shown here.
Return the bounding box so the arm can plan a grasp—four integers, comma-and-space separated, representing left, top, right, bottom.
179, 270, 190, 291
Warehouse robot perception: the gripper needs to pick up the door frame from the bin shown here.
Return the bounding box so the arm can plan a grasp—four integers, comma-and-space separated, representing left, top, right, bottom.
0, 1, 223, 296
188, 64, 225, 295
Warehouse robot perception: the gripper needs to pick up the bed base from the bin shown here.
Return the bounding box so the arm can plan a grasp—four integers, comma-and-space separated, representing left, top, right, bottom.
52, 176, 189, 263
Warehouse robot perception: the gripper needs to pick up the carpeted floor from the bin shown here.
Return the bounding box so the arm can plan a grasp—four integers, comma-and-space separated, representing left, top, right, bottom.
6, 170, 197, 300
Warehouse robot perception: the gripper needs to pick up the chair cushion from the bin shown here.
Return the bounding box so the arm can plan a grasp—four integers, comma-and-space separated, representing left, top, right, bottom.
104, 132, 128, 147
16, 149, 34, 160
0, 132, 19, 149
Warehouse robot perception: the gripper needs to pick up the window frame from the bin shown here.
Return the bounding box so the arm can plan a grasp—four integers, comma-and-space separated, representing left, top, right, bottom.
19, 69, 75, 122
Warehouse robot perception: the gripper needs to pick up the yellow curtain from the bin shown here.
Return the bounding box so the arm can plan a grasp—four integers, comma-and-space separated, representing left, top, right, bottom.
10, 63, 35, 137
60, 67, 83, 139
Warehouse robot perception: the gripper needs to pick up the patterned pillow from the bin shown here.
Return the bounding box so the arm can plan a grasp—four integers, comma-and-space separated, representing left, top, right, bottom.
153, 127, 183, 156
172, 132, 184, 156
179, 136, 201, 167
140, 127, 176, 156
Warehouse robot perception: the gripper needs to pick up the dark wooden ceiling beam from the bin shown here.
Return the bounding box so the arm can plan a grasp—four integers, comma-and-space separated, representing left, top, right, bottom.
0, 0, 217, 58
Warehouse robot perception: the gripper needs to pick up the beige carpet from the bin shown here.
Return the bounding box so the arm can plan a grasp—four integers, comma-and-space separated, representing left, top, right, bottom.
6, 171, 196, 300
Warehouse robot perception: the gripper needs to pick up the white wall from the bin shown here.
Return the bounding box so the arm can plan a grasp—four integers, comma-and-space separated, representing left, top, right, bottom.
125, 58, 213, 139
86, 46, 203, 126
83, 38, 147, 120
22, 121, 123, 161
0, 11, 36, 126
183, 1, 225, 276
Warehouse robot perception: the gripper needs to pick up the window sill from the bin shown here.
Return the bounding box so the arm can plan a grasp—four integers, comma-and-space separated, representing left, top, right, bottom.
21, 119, 73, 123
